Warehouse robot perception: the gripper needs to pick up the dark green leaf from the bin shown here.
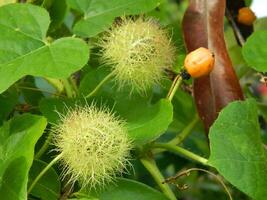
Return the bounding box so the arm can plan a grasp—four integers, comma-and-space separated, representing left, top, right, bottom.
67, 0, 164, 37
208, 99, 267, 200
79, 67, 112, 97
28, 160, 60, 200
19, 76, 44, 106
39, 97, 76, 123
47, 0, 68, 32
0, 114, 47, 200
79, 178, 169, 200
115, 98, 173, 145
0, 88, 18, 124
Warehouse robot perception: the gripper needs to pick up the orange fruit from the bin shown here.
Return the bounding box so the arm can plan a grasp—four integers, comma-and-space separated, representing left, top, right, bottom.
184, 47, 215, 78
237, 7, 256, 26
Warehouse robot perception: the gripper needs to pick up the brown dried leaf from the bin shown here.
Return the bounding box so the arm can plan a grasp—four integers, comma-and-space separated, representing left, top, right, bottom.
182, 0, 244, 132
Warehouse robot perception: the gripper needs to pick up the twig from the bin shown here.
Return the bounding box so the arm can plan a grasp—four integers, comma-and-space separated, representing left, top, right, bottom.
163, 168, 233, 200
225, 9, 245, 46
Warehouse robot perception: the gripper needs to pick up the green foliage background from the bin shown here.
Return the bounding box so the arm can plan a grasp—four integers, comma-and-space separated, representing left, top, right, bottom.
0, 0, 267, 200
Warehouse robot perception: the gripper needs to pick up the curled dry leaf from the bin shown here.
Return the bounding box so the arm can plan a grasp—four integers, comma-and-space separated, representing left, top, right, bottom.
182, 0, 244, 132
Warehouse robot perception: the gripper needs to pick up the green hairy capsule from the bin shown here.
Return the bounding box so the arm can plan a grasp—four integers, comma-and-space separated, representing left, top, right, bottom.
100, 17, 176, 93
52, 104, 132, 189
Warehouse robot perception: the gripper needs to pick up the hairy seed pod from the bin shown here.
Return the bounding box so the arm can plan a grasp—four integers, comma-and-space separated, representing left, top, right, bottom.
52, 104, 132, 189
100, 17, 176, 93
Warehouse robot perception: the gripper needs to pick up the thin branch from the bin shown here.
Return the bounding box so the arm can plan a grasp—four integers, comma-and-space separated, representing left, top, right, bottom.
166, 74, 183, 101
164, 168, 233, 200
140, 156, 177, 200
18, 86, 64, 97
153, 143, 208, 166
225, 9, 245, 46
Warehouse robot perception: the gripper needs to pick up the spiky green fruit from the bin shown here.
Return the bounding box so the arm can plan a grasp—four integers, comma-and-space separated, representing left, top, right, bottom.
53, 104, 131, 189
100, 17, 176, 93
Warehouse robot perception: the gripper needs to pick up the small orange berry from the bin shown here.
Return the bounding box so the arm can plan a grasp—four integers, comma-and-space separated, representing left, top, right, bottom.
237, 7, 256, 26
184, 47, 215, 78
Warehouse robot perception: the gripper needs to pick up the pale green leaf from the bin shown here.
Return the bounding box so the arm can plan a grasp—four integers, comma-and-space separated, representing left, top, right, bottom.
0, 4, 89, 93
242, 31, 267, 72
208, 99, 267, 200
0, 114, 47, 200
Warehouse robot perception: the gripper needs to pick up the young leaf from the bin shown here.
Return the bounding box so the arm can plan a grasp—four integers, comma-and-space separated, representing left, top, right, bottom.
0, 114, 47, 200
67, 0, 164, 37
28, 160, 60, 200
79, 178, 169, 200
242, 31, 267, 72
208, 99, 267, 200
0, 4, 89, 94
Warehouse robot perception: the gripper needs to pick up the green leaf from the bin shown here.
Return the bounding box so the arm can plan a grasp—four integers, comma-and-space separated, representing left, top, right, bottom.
242, 31, 267, 72
0, 88, 18, 124
0, 114, 47, 200
39, 97, 76, 123
79, 178, 169, 200
115, 98, 173, 145
19, 76, 44, 106
67, 0, 163, 37
0, 3, 89, 94
28, 160, 60, 200
40, 96, 172, 145
79, 67, 112, 97
47, 0, 68, 32
208, 99, 267, 200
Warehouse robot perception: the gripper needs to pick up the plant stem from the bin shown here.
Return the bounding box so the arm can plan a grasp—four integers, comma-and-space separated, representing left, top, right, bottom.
169, 114, 199, 145
28, 154, 63, 194
85, 71, 115, 98
44, 77, 64, 93
153, 115, 200, 154
41, 0, 49, 7
165, 168, 232, 200
69, 77, 79, 95
166, 74, 183, 101
140, 156, 176, 200
35, 131, 53, 159
17, 86, 64, 97
225, 9, 245, 46
62, 79, 74, 98
153, 143, 208, 166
